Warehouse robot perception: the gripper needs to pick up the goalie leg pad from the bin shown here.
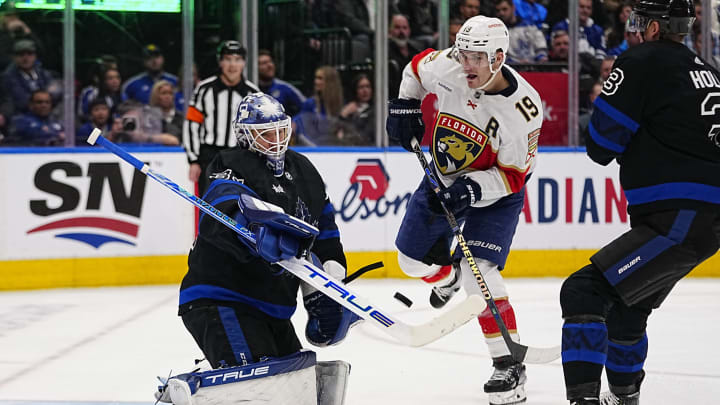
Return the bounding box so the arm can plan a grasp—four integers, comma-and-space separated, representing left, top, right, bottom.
168, 350, 318, 405
316, 360, 351, 405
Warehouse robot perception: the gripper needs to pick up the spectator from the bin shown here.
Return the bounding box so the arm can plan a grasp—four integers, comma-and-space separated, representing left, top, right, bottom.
513, 0, 548, 30
495, 0, 548, 64
174, 62, 198, 113
388, 14, 424, 99
551, 0, 607, 59
449, 18, 464, 46
113, 100, 179, 146
0, 79, 12, 137
683, 0, 720, 63
2, 38, 60, 114
606, 1, 633, 56
149, 80, 184, 143
257, 49, 306, 117
689, 21, 720, 67
548, 29, 569, 61
548, 29, 599, 88
80, 67, 122, 118
122, 44, 178, 105
334, 0, 373, 62
546, 0, 609, 32
396, 0, 439, 48
455, 0, 483, 22
578, 80, 603, 137
294, 65, 344, 145
7, 90, 63, 146
600, 55, 616, 81
339, 73, 375, 145
76, 98, 112, 144
77, 55, 118, 120
0, 1, 42, 72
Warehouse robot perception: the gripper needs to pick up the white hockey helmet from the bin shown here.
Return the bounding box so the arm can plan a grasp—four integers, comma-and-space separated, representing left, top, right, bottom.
454, 16, 510, 68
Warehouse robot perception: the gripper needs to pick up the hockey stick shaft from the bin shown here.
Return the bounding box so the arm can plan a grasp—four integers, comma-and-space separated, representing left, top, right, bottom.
88, 129, 484, 347
410, 138, 559, 363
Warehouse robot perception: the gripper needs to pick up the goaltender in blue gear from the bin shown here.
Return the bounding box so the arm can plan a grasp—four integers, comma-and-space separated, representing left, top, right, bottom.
169, 93, 360, 404
560, 0, 720, 404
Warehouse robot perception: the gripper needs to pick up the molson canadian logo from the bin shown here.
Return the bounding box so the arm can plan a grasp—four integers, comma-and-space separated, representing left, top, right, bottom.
26, 161, 147, 248
338, 158, 411, 221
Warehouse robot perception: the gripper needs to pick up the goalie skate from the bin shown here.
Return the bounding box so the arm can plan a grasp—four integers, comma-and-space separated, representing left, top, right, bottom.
484, 360, 527, 405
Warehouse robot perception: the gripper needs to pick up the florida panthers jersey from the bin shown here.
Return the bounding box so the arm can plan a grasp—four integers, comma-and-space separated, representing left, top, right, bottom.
399, 48, 543, 206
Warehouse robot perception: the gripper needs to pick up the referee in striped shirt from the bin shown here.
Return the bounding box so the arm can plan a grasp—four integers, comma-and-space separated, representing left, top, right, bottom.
183, 40, 260, 195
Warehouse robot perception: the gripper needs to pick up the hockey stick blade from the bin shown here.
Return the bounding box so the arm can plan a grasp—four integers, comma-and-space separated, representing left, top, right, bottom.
88, 129, 485, 347
409, 138, 560, 363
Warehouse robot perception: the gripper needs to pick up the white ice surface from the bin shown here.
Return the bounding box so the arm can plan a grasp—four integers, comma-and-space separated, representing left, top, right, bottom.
0, 278, 718, 404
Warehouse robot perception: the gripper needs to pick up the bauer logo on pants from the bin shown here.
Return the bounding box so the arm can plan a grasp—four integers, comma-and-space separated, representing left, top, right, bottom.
26, 161, 147, 248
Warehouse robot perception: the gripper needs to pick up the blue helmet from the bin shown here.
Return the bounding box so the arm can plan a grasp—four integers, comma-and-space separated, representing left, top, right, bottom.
233, 93, 292, 177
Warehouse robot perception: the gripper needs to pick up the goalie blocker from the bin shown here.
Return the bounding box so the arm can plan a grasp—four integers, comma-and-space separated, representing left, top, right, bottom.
156, 350, 350, 405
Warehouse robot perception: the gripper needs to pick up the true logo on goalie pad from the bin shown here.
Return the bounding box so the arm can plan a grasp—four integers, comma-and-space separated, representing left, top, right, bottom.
200, 351, 316, 388
203, 366, 270, 385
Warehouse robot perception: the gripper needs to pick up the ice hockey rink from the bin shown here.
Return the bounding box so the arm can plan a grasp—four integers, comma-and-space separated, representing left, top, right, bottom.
0, 278, 718, 405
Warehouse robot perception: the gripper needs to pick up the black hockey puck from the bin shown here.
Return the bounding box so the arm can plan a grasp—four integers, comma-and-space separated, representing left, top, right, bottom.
394, 292, 413, 308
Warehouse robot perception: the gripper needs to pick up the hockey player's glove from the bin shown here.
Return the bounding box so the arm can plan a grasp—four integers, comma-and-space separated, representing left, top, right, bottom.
387, 98, 424, 152
302, 256, 363, 347
428, 176, 482, 215
237, 194, 318, 263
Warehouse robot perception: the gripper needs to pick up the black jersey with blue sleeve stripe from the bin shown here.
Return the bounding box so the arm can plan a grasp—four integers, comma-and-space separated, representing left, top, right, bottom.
586, 39, 720, 216
179, 148, 346, 320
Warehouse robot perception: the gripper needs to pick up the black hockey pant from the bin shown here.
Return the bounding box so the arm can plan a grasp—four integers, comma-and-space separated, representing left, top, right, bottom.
559, 208, 720, 400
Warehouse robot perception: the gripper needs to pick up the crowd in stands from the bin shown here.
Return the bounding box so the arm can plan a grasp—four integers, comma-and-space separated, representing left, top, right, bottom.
1, 0, 719, 147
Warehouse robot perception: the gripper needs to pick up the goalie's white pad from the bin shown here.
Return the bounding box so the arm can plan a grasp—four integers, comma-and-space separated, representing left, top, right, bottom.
165, 351, 318, 405
316, 360, 351, 405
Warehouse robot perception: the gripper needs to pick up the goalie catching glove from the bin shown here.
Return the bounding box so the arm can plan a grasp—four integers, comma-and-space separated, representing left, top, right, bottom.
236, 193, 318, 263
303, 254, 364, 347
387, 98, 424, 152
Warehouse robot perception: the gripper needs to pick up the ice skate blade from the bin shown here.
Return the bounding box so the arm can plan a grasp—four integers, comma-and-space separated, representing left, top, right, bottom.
488, 384, 527, 405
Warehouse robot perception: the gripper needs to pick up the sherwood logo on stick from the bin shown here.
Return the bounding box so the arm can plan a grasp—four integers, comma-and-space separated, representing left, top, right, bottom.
26, 161, 147, 248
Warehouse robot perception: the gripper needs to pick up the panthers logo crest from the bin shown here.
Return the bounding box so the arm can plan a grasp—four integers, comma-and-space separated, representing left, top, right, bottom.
432, 113, 488, 174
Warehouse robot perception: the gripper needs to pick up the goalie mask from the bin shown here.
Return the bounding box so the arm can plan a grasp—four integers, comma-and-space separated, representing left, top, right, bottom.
626, 0, 694, 35
454, 16, 509, 90
233, 93, 292, 177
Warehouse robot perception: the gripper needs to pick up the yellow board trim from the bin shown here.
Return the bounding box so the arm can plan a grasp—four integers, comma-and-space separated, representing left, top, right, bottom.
2, 250, 720, 290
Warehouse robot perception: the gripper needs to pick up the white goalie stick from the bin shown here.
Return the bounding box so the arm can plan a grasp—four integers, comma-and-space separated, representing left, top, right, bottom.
87, 129, 485, 347
409, 138, 560, 363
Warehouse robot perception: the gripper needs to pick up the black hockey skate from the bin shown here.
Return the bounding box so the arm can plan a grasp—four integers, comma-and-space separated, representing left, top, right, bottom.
600, 391, 639, 405
429, 261, 462, 309
600, 369, 643, 405
484, 357, 527, 405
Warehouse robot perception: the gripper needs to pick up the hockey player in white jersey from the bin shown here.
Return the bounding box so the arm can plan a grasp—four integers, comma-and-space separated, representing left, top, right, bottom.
386, 16, 543, 405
